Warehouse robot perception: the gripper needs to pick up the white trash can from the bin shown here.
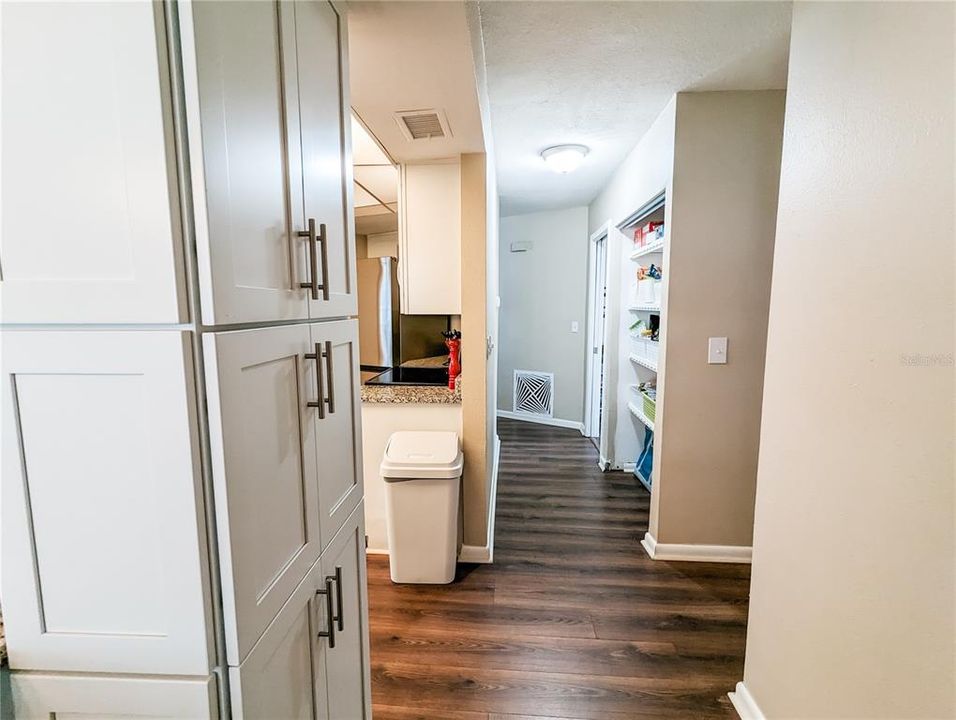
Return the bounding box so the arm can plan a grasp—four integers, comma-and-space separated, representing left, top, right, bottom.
381, 431, 463, 584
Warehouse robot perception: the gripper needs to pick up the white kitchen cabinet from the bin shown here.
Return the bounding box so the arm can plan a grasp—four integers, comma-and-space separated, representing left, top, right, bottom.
203, 319, 362, 665
321, 503, 372, 720
229, 503, 370, 720
0, 2, 186, 324
9, 673, 218, 720
203, 323, 323, 665
0, 331, 212, 675
297, 1, 359, 321
309, 319, 364, 548
399, 160, 462, 314
184, 0, 355, 325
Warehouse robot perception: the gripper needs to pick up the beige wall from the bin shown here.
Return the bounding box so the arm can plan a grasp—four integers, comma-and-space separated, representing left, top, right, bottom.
741, 3, 955, 718
654, 91, 785, 546
460, 152, 489, 547
497, 207, 590, 424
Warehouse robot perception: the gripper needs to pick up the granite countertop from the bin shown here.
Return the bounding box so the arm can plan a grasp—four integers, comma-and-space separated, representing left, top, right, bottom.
361, 376, 461, 404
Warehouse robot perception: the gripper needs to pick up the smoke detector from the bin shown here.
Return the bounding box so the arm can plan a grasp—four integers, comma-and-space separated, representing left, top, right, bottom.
394, 109, 452, 141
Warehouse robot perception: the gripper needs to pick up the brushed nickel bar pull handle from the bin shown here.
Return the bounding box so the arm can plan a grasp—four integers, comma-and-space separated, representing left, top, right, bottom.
315, 579, 335, 648
324, 340, 335, 414
304, 343, 326, 420
333, 566, 344, 631
297, 218, 320, 300
317, 222, 330, 301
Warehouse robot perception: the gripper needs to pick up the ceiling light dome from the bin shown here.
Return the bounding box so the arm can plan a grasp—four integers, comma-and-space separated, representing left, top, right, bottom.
541, 144, 589, 173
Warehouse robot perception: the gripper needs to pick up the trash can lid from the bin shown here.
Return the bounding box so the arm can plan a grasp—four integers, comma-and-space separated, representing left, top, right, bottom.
381, 431, 463, 480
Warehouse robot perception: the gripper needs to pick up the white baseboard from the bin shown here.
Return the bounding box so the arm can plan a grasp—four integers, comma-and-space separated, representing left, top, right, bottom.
641, 532, 752, 564
365, 547, 389, 556
497, 409, 584, 433
460, 433, 501, 565
728, 682, 765, 720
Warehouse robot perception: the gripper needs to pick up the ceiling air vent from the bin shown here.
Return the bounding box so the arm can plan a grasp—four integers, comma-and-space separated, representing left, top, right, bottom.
394, 109, 451, 141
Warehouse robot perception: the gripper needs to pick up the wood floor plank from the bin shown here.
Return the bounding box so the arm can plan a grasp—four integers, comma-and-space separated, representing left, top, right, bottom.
372, 661, 737, 719
368, 418, 749, 718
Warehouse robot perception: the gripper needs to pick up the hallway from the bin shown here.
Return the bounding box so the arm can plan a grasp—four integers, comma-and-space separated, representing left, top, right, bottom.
368, 418, 750, 719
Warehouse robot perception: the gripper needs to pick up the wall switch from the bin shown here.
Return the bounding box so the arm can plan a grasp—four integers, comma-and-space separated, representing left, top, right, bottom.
571, 321, 579, 333
708, 337, 728, 364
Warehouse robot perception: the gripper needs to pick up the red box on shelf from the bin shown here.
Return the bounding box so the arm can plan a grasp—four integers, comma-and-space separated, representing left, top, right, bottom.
634, 221, 663, 246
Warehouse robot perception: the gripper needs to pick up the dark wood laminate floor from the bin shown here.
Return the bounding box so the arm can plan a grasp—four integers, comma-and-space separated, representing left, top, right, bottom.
368, 418, 750, 720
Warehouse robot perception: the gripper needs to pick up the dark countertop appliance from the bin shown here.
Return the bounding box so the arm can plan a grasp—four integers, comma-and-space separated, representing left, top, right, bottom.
363, 366, 449, 387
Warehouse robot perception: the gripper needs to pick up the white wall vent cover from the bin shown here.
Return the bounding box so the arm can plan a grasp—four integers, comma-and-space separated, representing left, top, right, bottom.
513, 370, 554, 418
394, 109, 452, 141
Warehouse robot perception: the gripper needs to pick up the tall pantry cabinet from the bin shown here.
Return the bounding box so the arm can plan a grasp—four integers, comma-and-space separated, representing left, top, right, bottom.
0, 2, 370, 719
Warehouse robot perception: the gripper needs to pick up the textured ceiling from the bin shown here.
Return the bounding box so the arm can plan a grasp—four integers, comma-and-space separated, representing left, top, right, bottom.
478, 1, 793, 216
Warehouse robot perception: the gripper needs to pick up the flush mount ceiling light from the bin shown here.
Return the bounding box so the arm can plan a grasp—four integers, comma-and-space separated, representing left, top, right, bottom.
541, 144, 589, 174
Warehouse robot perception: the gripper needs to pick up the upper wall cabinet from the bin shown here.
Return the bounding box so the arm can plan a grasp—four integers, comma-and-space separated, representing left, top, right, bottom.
184, 0, 357, 326
399, 161, 462, 315
0, 3, 186, 324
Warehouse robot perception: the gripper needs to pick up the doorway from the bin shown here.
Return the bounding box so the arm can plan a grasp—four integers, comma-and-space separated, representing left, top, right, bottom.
584, 221, 612, 462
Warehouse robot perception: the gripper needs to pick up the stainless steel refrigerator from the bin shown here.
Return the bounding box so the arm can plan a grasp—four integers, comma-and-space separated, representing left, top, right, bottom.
357, 257, 400, 370
357, 257, 450, 380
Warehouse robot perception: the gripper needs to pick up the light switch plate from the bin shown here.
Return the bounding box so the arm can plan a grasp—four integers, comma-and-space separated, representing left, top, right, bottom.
571, 321, 579, 333
708, 337, 728, 364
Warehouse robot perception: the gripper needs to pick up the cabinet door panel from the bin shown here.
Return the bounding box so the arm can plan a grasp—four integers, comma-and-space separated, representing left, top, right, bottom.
186, 0, 310, 325
321, 503, 371, 720
0, 2, 184, 323
296, 1, 358, 320
399, 161, 461, 314
10, 673, 217, 720
229, 558, 329, 720
0, 332, 211, 674
203, 324, 322, 665
309, 320, 363, 548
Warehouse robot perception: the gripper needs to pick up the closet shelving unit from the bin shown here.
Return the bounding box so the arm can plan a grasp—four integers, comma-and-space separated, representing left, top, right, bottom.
620, 190, 666, 493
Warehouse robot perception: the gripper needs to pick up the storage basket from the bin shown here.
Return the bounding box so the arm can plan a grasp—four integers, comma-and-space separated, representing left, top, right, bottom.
641, 390, 656, 422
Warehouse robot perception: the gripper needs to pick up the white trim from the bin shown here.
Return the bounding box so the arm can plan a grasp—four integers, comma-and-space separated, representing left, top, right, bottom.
459, 434, 500, 565
728, 682, 765, 720
584, 220, 613, 439
497, 409, 584, 433
640, 532, 752, 564
365, 547, 389, 556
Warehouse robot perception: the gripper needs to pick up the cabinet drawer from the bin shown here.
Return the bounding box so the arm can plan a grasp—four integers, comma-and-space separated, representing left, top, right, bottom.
0, 331, 212, 675
9, 672, 217, 720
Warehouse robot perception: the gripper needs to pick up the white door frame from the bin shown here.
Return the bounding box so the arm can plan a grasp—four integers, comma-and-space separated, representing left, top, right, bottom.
584, 221, 613, 450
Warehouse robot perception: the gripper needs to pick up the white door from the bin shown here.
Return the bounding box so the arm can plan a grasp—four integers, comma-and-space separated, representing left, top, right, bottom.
308, 320, 364, 548
0, 2, 185, 323
186, 1, 311, 325
321, 503, 372, 720
0, 332, 211, 675
586, 233, 609, 439
295, 1, 358, 320
10, 673, 217, 720
203, 324, 322, 665
229, 557, 330, 720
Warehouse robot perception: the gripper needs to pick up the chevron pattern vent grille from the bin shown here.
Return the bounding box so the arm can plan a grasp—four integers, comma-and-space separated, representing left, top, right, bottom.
513, 370, 554, 418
